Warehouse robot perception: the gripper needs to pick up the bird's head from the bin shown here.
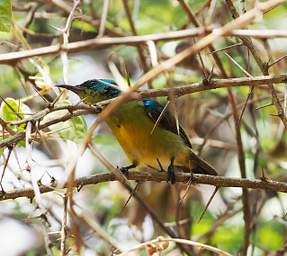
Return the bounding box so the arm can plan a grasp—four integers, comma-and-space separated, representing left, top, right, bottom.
56, 79, 121, 105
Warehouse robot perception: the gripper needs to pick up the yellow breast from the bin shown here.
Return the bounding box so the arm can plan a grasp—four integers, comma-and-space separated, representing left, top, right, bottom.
106, 113, 191, 170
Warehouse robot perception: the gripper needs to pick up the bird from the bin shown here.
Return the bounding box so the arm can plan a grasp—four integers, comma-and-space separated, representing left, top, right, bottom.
57, 79, 217, 183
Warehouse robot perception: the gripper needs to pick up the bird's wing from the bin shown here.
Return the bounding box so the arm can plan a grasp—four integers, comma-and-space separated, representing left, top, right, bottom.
143, 99, 192, 148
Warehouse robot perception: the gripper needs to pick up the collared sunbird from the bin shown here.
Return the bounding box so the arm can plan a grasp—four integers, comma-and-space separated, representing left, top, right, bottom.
57, 79, 217, 182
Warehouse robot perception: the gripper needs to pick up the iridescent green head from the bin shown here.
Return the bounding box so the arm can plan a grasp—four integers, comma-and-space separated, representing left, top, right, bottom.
57, 79, 121, 105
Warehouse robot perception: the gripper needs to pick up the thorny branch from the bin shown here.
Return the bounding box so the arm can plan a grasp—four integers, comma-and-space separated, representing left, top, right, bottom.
1, 171, 287, 202
225, 0, 287, 129
0, 74, 286, 149
1, 29, 287, 64
175, 1, 252, 253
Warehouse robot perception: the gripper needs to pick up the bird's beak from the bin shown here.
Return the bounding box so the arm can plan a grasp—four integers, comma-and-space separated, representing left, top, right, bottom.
56, 84, 85, 93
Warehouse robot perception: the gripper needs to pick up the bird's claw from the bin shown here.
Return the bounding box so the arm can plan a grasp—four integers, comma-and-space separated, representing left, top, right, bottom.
167, 167, 176, 184
120, 166, 129, 175
167, 157, 175, 184
118, 163, 137, 175
167, 158, 176, 184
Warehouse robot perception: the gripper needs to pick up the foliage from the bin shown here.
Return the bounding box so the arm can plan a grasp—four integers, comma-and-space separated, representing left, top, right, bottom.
0, 0, 12, 32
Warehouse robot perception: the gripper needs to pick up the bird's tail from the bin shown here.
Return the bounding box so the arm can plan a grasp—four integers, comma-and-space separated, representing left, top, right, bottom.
189, 151, 217, 176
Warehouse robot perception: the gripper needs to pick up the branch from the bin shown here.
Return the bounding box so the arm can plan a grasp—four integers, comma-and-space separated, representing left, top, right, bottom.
133, 0, 285, 89
0, 106, 98, 149
225, 0, 287, 129
0, 74, 286, 149
1, 171, 287, 201
140, 74, 287, 98
116, 236, 232, 256
1, 28, 287, 64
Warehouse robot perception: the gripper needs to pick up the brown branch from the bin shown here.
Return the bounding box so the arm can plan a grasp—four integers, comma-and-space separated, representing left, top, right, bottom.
176, 2, 254, 254
177, 0, 200, 26
97, 0, 109, 37
2, 28, 287, 64
0, 74, 286, 149
0, 107, 98, 149
116, 237, 232, 256
225, 0, 287, 129
227, 89, 251, 255
140, 74, 287, 98
133, 0, 285, 93
1, 171, 287, 202
223, 1, 286, 252
122, 0, 150, 79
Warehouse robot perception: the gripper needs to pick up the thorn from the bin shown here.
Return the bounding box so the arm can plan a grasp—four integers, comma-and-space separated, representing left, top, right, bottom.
260, 168, 268, 181
50, 176, 57, 187
264, 59, 271, 71
0, 145, 13, 185
206, 65, 215, 83
77, 184, 83, 192
156, 158, 165, 172
40, 213, 50, 226
202, 78, 209, 86
37, 180, 42, 187
187, 169, 194, 184
120, 183, 140, 214
0, 184, 6, 195
197, 187, 218, 223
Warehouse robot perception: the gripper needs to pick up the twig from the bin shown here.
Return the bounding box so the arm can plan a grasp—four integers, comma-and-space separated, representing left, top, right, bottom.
88, 144, 192, 255
133, 0, 285, 90
2, 28, 287, 64
97, 0, 109, 37
60, 195, 68, 256
2, 171, 287, 201
26, 121, 43, 207
175, 3, 255, 254
268, 53, 287, 69
227, 89, 251, 256
177, 0, 200, 26
225, 0, 287, 129
226, 1, 286, 251
0, 75, 286, 150
60, 0, 80, 84
122, 0, 150, 85
224, 52, 252, 77
197, 206, 242, 241
78, 210, 124, 252
116, 236, 232, 256
209, 42, 243, 54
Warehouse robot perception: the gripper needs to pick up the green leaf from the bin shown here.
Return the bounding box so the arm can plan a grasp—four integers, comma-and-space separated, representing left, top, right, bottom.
72, 19, 97, 33
62, 115, 87, 142
49, 114, 87, 142
256, 221, 284, 251
0, 97, 30, 134
212, 225, 243, 253
0, 97, 23, 122
0, 0, 12, 32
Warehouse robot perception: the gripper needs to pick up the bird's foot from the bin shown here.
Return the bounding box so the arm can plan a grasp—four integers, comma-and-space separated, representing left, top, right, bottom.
167, 166, 176, 184
119, 166, 129, 175
118, 163, 137, 175
167, 157, 176, 184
